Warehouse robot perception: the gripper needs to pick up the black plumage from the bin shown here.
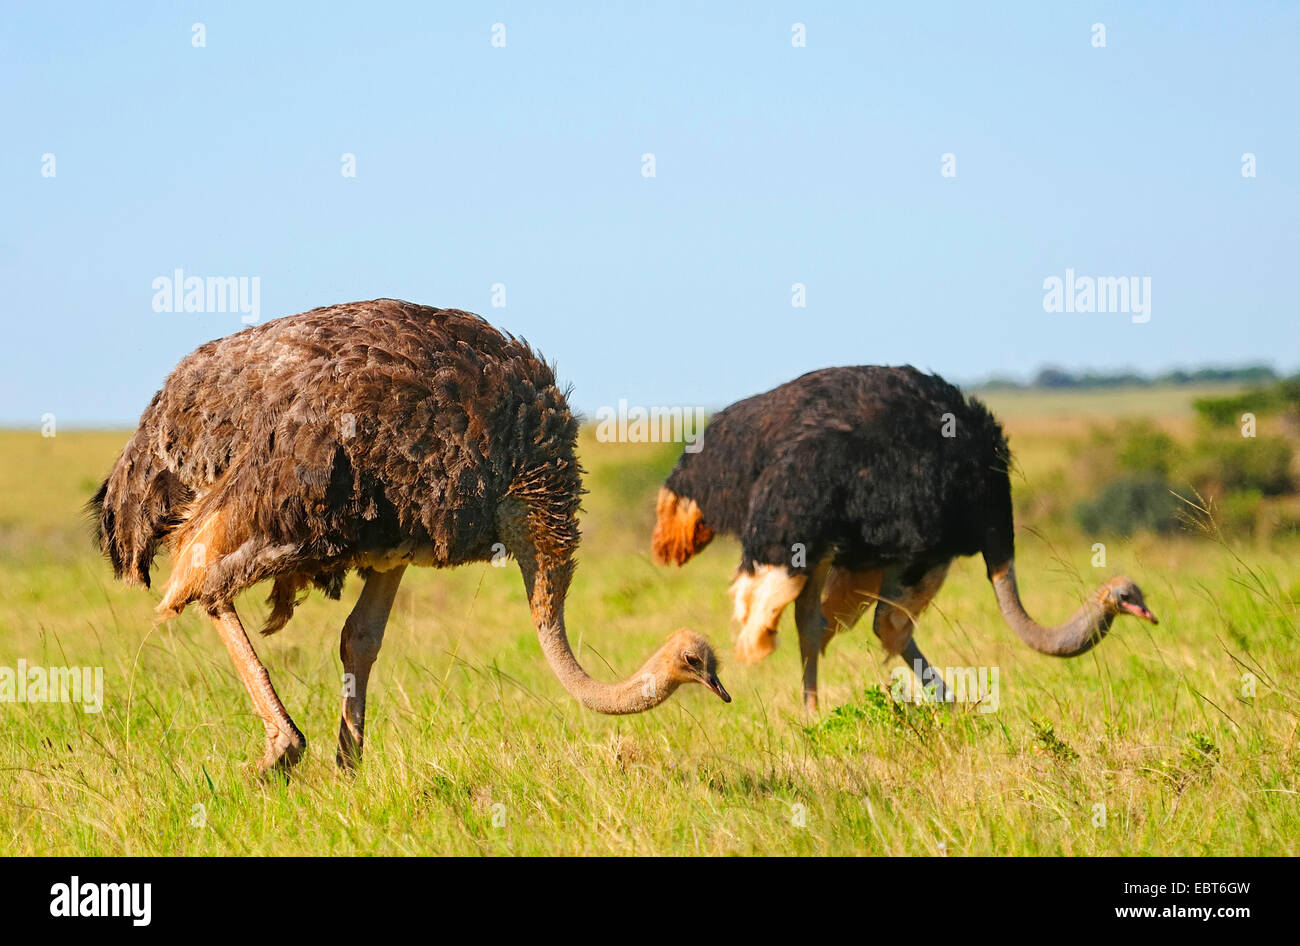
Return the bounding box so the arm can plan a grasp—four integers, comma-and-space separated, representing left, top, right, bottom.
663, 365, 1015, 580
654, 364, 1155, 709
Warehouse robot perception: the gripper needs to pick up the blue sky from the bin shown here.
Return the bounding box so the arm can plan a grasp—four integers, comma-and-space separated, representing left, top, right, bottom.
2, 1, 1297, 426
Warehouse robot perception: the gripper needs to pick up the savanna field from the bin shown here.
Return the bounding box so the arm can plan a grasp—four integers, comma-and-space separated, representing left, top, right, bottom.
2, 386, 1297, 856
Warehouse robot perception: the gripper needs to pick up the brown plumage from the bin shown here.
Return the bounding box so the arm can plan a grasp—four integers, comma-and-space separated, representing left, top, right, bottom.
92, 299, 729, 776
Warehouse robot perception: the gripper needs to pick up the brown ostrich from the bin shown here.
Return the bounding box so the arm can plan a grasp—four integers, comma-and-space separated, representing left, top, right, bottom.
652, 366, 1157, 710
91, 299, 729, 776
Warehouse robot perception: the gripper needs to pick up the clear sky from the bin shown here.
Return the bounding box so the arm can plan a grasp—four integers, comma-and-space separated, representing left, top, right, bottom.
3, 1, 1297, 426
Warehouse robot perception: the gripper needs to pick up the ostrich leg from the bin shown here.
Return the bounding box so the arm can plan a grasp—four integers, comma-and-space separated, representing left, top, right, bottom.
819, 566, 884, 653
793, 559, 831, 712
899, 638, 949, 703
873, 564, 951, 703
337, 565, 407, 770
209, 603, 306, 777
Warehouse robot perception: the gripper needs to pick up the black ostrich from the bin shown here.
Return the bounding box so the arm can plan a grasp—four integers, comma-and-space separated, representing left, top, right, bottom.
652, 365, 1157, 710
91, 299, 729, 776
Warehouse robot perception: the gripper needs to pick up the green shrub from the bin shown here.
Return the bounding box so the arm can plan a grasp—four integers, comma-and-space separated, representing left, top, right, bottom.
1030, 718, 1079, 763
1075, 475, 1181, 536
1193, 376, 1300, 427
1193, 392, 1263, 428
1188, 435, 1293, 496
1116, 423, 1181, 479
1076, 420, 1179, 486
1276, 377, 1300, 412
1216, 489, 1263, 535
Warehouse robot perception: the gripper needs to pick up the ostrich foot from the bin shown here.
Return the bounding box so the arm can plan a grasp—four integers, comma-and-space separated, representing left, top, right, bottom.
900, 638, 951, 704
335, 717, 364, 773
255, 726, 306, 779
335, 748, 360, 773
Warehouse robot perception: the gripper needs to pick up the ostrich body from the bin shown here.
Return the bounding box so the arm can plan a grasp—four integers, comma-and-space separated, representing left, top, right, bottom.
92, 299, 729, 775
652, 365, 1156, 710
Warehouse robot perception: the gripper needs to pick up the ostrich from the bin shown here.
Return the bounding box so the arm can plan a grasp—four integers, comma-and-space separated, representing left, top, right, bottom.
652, 365, 1157, 710
91, 299, 730, 776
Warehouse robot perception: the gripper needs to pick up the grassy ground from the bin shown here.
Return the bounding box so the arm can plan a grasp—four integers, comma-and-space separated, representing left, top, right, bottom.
1, 389, 1297, 855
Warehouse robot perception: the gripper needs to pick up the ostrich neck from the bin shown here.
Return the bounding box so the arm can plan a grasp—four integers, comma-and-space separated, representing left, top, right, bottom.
991, 562, 1116, 657
535, 624, 679, 715
521, 554, 680, 715
498, 492, 684, 716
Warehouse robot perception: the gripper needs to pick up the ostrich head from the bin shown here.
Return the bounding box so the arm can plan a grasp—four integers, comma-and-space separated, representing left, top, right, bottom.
508, 501, 732, 714
990, 562, 1159, 657
662, 628, 731, 702
1102, 575, 1158, 624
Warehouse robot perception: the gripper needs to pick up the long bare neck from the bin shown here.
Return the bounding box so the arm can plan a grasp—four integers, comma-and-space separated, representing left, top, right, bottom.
990, 562, 1115, 657
527, 561, 679, 715
535, 621, 679, 714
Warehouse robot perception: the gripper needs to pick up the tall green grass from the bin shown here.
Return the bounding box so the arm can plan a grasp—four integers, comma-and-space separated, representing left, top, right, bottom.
0, 426, 1296, 855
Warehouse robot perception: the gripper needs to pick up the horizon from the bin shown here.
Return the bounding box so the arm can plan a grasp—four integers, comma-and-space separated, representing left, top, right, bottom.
7, 359, 1279, 433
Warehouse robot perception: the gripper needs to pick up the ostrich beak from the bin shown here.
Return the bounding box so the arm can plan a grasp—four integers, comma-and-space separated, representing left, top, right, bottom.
703, 673, 732, 703
1121, 601, 1158, 624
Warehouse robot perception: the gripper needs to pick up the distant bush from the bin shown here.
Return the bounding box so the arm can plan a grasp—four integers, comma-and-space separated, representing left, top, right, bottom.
1032, 366, 1146, 389
1075, 416, 1294, 539
1278, 377, 1300, 410
1074, 420, 1176, 486
1193, 392, 1262, 428
1116, 423, 1181, 479
1188, 435, 1293, 497
1216, 489, 1264, 536
983, 363, 1280, 391
1075, 475, 1181, 536
1044, 377, 1299, 541
1162, 365, 1278, 385
1194, 375, 1300, 428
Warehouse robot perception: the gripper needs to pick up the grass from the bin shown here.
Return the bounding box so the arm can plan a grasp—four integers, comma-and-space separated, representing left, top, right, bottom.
1, 388, 1297, 855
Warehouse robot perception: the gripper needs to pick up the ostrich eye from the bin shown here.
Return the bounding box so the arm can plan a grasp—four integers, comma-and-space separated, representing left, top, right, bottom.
685, 654, 702, 670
